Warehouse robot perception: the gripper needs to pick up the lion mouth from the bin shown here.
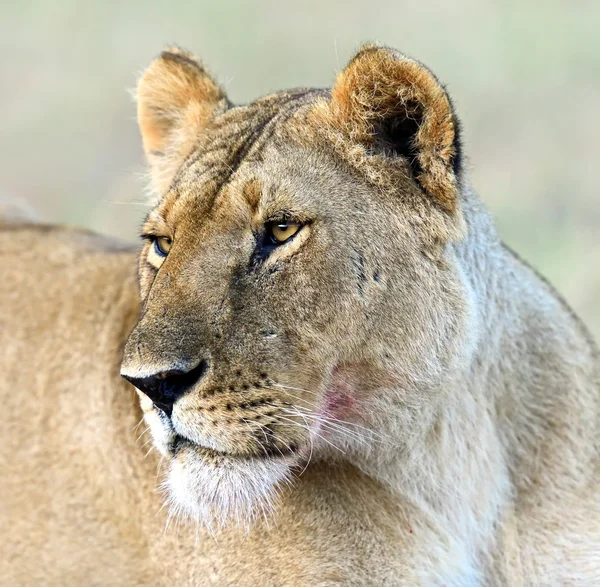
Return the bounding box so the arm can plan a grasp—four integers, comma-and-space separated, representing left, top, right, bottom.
170, 434, 222, 457
169, 433, 302, 462
170, 434, 233, 459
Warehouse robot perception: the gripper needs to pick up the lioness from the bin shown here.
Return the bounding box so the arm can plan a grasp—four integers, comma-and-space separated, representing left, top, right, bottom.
1, 45, 599, 586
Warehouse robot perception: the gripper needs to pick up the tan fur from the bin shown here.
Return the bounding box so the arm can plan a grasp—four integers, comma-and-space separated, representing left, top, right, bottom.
137, 47, 229, 197
1, 45, 600, 585
320, 45, 459, 213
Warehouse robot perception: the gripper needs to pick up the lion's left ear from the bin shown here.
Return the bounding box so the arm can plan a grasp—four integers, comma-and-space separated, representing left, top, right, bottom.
327, 45, 462, 213
137, 47, 230, 197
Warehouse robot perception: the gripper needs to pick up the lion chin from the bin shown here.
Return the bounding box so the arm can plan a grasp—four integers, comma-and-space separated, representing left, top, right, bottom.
162, 440, 299, 533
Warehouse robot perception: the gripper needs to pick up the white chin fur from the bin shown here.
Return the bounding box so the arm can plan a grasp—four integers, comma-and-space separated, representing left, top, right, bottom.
163, 446, 295, 533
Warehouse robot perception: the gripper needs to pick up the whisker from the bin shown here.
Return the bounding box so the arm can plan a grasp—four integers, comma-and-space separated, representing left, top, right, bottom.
277, 408, 364, 443
278, 407, 371, 445
247, 407, 316, 475
287, 408, 317, 475
272, 414, 347, 455
272, 383, 320, 397
274, 421, 347, 456
293, 418, 368, 451
140, 434, 154, 450
269, 388, 315, 407
273, 404, 370, 444
136, 425, 151, 443
241, 418, 283, 459
319, 415, 388, 441
279, 401, 389, 442
154, 455, 165, 486
272, 384, 388, 442
132, 416, 146, 433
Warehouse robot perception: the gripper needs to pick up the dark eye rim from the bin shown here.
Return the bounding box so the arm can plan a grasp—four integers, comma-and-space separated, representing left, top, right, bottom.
154, 237, 171, 257
265, 220, 304, 246
249, 219, 309, 268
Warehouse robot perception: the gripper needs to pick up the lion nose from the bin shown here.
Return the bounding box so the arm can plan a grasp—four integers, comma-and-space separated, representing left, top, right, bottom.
123, 360, 209, 417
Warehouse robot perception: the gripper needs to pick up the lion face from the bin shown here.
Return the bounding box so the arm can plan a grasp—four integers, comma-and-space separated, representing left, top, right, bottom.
121, 46, 472, 529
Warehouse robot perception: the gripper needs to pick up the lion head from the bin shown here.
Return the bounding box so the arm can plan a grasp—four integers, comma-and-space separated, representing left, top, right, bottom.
120, 45, 475, 530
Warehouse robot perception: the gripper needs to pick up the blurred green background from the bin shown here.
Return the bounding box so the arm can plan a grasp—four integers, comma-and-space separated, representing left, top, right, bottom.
1, 0, 598, 337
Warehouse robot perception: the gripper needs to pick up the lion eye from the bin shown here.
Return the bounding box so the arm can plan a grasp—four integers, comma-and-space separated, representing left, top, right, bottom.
154, 236, 172, 257
268, 222, 301, 243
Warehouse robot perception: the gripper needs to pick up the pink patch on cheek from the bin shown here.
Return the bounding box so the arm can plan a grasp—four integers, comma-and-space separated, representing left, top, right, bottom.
320, 372, 357, 420
319, 362, 397, 422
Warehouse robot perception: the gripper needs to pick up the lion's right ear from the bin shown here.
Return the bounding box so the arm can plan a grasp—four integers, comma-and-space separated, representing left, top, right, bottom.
137, 48, 229, 197
317, 45, 462, 215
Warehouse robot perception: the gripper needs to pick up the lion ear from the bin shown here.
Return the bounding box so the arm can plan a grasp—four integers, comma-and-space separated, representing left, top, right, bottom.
328, 45, 462, 213
136, 47, 229, 197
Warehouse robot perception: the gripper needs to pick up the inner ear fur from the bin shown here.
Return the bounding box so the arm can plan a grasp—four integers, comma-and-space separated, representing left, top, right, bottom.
327, 45, 462, 214
137, 47, 229, 197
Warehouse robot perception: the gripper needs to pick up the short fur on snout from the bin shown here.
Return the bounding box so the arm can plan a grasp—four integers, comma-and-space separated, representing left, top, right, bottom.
121, 45, 473, 530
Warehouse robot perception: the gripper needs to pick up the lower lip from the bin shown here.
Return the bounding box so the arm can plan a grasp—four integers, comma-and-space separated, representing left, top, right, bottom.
171, 435, 222, 456
170, 435, 303, 462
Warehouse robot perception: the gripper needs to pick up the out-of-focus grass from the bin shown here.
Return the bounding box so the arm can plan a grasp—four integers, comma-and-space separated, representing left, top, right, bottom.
1, 0, 598, 338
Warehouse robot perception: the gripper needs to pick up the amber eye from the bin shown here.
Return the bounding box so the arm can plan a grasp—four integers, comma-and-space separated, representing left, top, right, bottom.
268, 222, 301, 243
154, 236, 172, 257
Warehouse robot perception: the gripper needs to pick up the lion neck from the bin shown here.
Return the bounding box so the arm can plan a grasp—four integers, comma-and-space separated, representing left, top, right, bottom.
342, 185, 597, 574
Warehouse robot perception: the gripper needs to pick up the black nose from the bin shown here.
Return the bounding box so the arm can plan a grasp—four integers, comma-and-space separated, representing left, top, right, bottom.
123, 360, 208, 417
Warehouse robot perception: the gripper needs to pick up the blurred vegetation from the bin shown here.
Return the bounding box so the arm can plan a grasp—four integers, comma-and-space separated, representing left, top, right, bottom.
1, 0, 598, 338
